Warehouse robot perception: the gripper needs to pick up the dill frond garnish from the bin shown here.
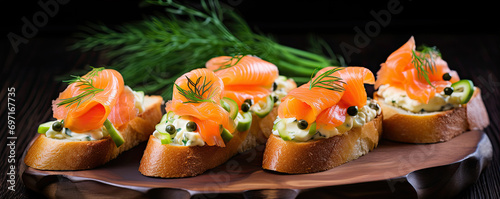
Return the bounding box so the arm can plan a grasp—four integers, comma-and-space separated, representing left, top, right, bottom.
214, 55, 245, 72
56, 67, 105, 108
70, 0, 342, 99
174, 75, 218, 103
309, 67, 345, 91
412, 45, 441, 88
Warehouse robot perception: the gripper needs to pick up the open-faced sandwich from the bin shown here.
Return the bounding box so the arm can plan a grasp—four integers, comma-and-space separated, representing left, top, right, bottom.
25, 67, 163, 170
139, 69, 248, 178
206, 55, 296, 152
373, 36, 489, 143
263, 67, 383, 174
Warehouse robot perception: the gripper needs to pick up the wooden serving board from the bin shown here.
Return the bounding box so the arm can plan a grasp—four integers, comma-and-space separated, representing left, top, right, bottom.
21, 130, 492, 199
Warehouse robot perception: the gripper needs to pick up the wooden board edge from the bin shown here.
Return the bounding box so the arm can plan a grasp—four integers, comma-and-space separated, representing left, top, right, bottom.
20, 132, 493, 199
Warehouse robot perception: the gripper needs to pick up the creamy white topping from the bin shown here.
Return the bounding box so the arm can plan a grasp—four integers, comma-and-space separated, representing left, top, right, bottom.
271, 76, 295, 106
45, 121, 108, 141
276, 117, 311, 141
153, 117, 206, 146
272, 100, 381, 141
377, 84, 462, 113
248, 76, 294, 115
130, 87, 145, 114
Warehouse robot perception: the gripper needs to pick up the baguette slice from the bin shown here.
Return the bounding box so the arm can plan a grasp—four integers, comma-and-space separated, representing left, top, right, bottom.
373, 87, 489, 143
139, 129, 248, 178
263, 114, 383, 174
24, 96, 163, 170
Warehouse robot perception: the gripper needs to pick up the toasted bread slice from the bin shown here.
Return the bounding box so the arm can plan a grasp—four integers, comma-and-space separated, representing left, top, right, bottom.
139, 129, 248, 178
373, 87, 489, 143
262, 114, 383, 174
24, 96, 163, 170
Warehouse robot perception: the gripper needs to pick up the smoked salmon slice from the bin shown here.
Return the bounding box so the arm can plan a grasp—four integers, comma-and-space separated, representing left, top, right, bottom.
316, 66, 375, 108
375, 36, 460, 104
166, 68, 235, 147
206, 55, 279, 87
52, 68, 137, 132
279, 85, 344, 124
206, 55, 279, 107
107, 87, 138, 130
278, 67, 375, 129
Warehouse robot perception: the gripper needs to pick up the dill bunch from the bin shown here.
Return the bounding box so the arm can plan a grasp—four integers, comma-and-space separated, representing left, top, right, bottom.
71, 0, 342, 99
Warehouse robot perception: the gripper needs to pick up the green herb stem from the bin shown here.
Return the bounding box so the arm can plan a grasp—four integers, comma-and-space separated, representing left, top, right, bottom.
275, 60, 321, 76
275, 44, 331, 67
56, 67, 105, 108
411, 45, 440, 88
174, 75, 218, 103
71, 0, 341, 100
309, 67, 345, 91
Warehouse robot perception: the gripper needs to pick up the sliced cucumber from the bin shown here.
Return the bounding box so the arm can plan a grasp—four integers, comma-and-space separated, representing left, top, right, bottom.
37, 121, 53, 134
275, 119, 291, 141
160, 114, 168, 124
222, 97, 238, 120
159, 111, 176, 124
236, 112, 252, 132
307, 122, 317, 136
166, 111, 177, 123
451, 80, 474, 104
157, 132, 172, 144
104, 119, 125, 147
272, 119, 279, 131
220, 125, 234, 143
252, 95, 274, 118
155, 122, 167, 134
221, 99, 231, 112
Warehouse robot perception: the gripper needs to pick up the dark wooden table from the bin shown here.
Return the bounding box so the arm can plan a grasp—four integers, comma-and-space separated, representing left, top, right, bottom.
1, 1, 499, 198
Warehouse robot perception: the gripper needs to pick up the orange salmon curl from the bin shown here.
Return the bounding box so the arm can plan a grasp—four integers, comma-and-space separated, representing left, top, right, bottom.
278, 67, 375, 129
375, 36, 460, 104
206, 55, 279, 107
52, 68, 138, 133
166, 68, 236, 147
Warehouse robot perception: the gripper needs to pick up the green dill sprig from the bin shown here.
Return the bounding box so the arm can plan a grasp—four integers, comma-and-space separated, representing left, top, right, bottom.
309, 67, 345, 91
174, 75, 218, 103
213, 54, 245, 72
70, 0, 342, 99
56, 67, 105, 108
412, 45, 441, 88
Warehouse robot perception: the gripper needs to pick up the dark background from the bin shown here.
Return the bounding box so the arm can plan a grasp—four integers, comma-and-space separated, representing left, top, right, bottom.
1, 0, 499, 198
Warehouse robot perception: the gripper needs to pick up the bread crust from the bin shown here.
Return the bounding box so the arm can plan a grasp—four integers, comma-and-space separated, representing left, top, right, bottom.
24, 96, 163, 170
374, 87, 489, 143
262, 114, 383, 174
139, 129, 249, 178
